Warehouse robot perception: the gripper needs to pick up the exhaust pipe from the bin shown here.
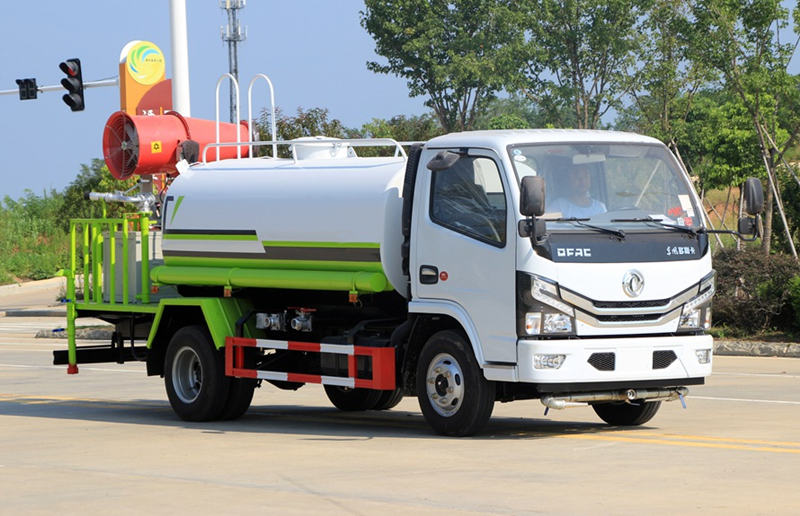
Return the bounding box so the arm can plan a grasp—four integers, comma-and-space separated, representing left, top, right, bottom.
541, 387, 689, 410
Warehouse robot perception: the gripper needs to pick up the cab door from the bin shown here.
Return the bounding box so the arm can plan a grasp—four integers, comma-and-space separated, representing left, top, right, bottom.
411, 148, 517, 363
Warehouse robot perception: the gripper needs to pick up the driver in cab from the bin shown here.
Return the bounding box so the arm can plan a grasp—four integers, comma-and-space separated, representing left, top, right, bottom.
547, 164, 606, 218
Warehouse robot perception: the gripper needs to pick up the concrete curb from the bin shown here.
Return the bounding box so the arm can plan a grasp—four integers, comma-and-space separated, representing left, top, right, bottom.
713, 339, 800, 358
35, 328, 114, 340
0, 276, 65, 293
3, 308, 67, 317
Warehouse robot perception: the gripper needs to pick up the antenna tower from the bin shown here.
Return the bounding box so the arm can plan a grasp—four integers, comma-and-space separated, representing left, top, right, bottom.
220, 0, 247, 123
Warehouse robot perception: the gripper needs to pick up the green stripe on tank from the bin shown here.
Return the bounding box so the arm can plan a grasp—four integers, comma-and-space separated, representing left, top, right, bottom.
163, 254, 385, 273
169, 195, 184, 224
164, 233, 259, 241
262, 241, 380, 248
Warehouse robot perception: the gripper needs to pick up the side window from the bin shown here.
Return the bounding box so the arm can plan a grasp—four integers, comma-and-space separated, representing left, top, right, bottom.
430, 156, 507, 246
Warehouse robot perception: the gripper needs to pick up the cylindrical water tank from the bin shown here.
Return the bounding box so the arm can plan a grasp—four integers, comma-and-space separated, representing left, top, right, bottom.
156, 154, 409, 296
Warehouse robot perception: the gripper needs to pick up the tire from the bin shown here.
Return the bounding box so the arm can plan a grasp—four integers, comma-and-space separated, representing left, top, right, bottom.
219, 377, 256, 420
593, 400, 661, 426
164, 326, 230, 422
372, 388, 404, 411
324, 385, 382, 411
416, 330, 495, 436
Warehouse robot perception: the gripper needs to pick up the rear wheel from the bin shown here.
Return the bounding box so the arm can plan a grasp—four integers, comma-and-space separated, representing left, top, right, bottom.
593, 400, 661, 426
373, 388, 404, 411
324, 385, 382, 411
416, 330, 494, 436
164, 326, 230, 421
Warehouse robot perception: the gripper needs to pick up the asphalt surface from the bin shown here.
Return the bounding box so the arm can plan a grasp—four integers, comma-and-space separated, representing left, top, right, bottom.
0, 330, 798, 514
1, 279, 799, 514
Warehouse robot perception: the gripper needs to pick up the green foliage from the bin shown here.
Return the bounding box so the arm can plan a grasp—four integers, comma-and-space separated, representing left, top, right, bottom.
0, 191, 68, 282
60, 158, 137, 227
359, 113, 444, 142
361, 0, 516, 131
0, 159, 135, 284
713, 247, 800, 333
511, 0, 645, 129
789, 275, 800, 330
255, 107, 351, 158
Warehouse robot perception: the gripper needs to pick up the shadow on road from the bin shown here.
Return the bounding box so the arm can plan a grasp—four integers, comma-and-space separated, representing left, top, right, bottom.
0, 394, 653, 440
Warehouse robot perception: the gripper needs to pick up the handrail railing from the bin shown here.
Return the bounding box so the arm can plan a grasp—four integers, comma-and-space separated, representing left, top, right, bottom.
247, 73, 277, 158
201, 138, 410, 163
214, 73, 242, 160
67, 213, 152, 307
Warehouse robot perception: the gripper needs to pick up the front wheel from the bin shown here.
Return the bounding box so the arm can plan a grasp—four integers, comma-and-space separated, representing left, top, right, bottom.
592, 400, 661, 426
416, 330, 495, 436
164, 326, 230, 421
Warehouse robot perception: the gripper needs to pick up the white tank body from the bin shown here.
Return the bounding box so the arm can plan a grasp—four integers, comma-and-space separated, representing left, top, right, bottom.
160, 155, 409, 296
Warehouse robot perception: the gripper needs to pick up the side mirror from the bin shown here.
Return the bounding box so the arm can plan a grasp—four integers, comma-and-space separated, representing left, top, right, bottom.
737, 216, 758, 237
742, 177, 764, 216
520, 176, 546, 217
426, 151, 461, 171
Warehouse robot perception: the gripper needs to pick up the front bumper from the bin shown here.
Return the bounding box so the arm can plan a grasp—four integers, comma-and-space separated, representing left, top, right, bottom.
511, 334, 712, 385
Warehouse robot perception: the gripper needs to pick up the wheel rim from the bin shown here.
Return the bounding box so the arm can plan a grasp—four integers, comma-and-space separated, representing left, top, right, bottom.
172, 346, 202, 404
425, 352, 464, 417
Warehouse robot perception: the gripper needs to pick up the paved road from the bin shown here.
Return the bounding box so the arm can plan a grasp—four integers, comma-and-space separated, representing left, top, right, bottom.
0, 331, 798, 515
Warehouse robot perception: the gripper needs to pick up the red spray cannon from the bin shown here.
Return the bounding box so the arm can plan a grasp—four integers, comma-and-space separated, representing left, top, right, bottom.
102, 110, 250, 180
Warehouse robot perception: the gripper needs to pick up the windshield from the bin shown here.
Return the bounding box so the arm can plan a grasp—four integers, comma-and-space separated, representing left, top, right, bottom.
509, 143, 701, 230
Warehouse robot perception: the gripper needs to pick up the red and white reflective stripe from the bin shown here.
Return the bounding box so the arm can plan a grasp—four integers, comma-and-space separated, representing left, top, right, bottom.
248, 370, 356, 388
247, 338, 356, 356
224, 336, 395, 390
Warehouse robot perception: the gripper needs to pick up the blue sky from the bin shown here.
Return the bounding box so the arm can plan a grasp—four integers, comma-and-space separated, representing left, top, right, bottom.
0, 1, 428, 199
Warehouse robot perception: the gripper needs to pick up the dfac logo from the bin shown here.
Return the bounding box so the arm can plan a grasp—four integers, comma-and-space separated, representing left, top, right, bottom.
556, 247, 592, 258
622, 270, 645, 297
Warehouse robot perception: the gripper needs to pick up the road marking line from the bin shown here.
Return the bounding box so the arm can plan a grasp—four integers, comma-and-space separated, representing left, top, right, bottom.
0, 363, 143, 374
713, 372, 800, 379
557, 434, 800, 454
631, 432, 800, 448
691, 395, 800, 405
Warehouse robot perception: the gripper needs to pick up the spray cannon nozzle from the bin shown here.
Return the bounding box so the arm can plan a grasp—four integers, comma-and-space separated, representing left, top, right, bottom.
87, 191, 157, 213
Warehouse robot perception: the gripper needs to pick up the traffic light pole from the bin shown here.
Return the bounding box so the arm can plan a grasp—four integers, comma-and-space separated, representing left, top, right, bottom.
0, 77, 119, 98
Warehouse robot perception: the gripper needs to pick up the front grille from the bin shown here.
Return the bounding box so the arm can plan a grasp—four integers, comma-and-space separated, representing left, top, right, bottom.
593, 299, 669, 309
593, 313, 663, 323
588, 352, 615, 371
653, 350, 677, 369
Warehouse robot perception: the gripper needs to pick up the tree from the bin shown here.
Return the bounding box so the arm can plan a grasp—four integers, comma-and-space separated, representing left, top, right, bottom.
361, 0, 516, 132
692, 0, 800, 256
628, 0, 713, 145
60, 158, 137, 227
359, 113, 443, 142
512, 0, 645, 129
472, 93, 578, 129
255, 107, 351, 158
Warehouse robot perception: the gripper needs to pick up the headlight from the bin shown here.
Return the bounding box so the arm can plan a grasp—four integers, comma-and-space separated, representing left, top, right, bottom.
519, 274, 576, 337
679, 272, 715, 330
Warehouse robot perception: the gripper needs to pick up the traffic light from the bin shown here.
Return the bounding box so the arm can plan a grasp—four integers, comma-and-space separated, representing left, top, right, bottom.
15, 78, 37, 100
59, 58, 84, 111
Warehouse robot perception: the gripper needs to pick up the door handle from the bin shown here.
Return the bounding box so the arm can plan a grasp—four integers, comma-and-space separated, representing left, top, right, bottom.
419, 265, 438, 284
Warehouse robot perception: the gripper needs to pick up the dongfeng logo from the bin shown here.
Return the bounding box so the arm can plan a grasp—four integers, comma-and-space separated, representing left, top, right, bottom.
622, 270, 644, 297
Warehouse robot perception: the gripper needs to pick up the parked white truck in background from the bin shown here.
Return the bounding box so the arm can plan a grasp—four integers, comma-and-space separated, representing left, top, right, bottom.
56, 128, 763, 436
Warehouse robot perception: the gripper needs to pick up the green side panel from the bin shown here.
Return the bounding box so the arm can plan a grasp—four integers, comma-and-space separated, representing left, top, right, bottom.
75, 302, 160, 314
164, 233, 258, 241
163, 255, 384, 273
150, 265, 390, 293
147, 297, 253, 350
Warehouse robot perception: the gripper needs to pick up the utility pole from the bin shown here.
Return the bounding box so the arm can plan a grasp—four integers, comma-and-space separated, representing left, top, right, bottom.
220, 0, 247, 123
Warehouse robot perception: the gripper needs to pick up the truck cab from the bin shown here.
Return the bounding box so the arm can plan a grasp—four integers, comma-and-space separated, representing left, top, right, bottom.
406, 130, 733, 432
